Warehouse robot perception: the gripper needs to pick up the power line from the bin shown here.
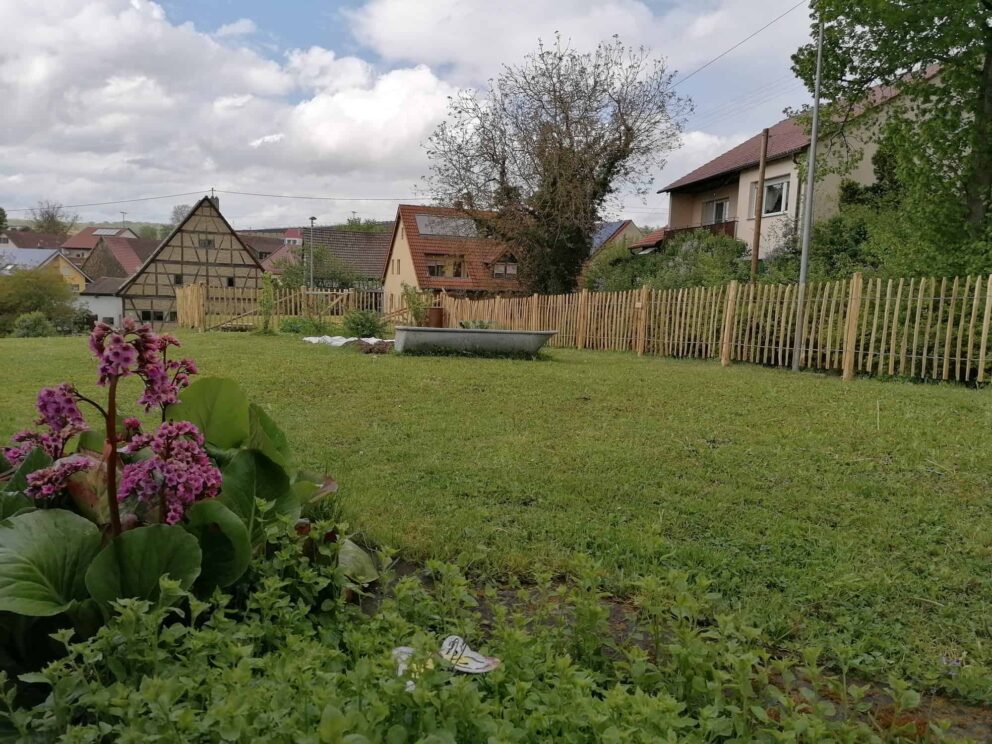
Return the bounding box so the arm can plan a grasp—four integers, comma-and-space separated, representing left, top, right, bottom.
215, 189, 428, 202
5, 190, 211, 213
671, 0, 807, 89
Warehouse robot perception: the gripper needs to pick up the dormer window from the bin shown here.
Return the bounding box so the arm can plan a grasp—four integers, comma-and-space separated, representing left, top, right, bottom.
425, 254, 466, 278
493, 255, 518, 278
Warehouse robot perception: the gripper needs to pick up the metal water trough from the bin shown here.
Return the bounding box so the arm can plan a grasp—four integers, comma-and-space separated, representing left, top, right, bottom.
394, 326, 557, 355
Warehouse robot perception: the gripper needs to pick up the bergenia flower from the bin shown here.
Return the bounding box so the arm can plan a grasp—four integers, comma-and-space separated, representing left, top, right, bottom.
118, 421, 221, 524
25, 456, 92, 500
3, 385, 90, 466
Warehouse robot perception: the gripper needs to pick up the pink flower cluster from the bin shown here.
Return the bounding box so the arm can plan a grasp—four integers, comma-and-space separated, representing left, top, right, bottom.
25, 456, 91, 500
89, 320, 197, 411
118, 421, 222, 524
3, 385, 89, 467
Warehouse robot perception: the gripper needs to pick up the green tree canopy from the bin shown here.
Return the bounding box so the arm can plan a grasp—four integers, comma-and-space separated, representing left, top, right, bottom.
793, 1, 992, 270
0, 267, 79, 335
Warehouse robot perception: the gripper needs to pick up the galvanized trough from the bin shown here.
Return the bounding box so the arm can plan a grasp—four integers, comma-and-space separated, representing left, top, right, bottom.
393, 326, 557, 355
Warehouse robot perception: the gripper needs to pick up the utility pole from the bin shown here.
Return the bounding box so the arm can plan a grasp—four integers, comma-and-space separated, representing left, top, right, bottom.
120, 211, 127, 227
791, 16, 825, 372
751, 128, 769, 281
309, 216, 316, 290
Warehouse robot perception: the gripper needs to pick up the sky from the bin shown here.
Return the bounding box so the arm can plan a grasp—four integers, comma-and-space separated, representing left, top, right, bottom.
0, 0, 815, 230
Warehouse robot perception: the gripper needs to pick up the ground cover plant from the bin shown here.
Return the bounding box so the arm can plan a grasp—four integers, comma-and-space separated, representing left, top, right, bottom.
1, 334, 990, 706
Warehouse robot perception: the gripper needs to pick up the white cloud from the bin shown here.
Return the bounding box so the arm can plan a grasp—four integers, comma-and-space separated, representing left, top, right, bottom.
250, 133, 285, 148
215, 18, 256, 38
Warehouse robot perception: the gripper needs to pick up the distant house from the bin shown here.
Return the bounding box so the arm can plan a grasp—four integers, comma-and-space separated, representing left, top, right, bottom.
262, 228, 391, 288
80, 236, 160, 281
61, 226, 139, 261
115, 196, 263, 324
79, 278, 125, 326
239, 233, 285, 262
0, 228, 64, 250
381, 205, 523, 312
591, 220, 644, 256
0, 248, 89, 292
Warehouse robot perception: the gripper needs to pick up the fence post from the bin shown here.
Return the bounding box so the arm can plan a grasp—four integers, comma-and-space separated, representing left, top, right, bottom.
842, 272, 863, 381
576, 289, 589, 349
635, 285, 649, 356
197, 284, 206, 332
720, 281, 739, 366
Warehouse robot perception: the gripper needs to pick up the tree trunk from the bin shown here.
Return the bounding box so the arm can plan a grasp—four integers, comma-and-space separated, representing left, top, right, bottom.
965, 43, 992, 234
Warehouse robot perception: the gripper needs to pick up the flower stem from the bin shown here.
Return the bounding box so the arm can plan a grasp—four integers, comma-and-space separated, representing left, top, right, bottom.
105, 379, 122, 537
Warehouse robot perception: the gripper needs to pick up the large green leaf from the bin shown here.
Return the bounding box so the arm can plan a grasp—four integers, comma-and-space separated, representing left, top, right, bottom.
219, 450, 298, 548
0, 510, 102, 617
2, 449, 52, 495
85, 524, 201, 605
184, 500, 250, 589
164, 377, 250, 449
0, 491, 31, 521
339, 539, 378, 586
246, 403, 292, 468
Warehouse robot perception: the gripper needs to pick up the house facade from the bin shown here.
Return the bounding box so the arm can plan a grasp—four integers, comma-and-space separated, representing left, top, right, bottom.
116, 196, 263, 324
382, 205, 523, 313
40, 251, 90, 292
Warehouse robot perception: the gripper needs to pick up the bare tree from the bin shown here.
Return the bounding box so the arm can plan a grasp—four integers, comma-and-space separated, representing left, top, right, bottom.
30, 201, 78, 240
169, 204, 192, 229
426, 35, 689, 293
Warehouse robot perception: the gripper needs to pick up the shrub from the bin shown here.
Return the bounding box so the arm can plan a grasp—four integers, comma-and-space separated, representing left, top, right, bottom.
279, 316, 333, 335
343, 309, 386, 338
0, 267, 77, 335
10, 311, 56, 337
401, 283, 432, 326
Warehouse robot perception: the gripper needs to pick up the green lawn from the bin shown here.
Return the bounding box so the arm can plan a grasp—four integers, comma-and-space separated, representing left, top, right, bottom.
2, 333, 991, 700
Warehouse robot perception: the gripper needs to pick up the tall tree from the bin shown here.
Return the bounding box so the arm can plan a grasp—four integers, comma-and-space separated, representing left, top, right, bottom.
0, 207, 7, 232
169, 204, 192, 229
30, 201, 77, 240
427, 35, 688, 293
793, 1, 992, 265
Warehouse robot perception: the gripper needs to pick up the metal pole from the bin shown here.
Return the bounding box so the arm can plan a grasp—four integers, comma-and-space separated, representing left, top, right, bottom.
791, 17, 824, 372
309, 217, 316, 290
751, 128, 769, 281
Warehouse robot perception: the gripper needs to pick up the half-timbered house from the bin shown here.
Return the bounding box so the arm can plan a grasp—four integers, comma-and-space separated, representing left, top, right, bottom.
116, 196, 263, 324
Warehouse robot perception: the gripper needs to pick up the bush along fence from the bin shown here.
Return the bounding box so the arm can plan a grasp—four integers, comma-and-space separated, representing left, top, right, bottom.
441, 273, 992, 383
176, 285, 383, 331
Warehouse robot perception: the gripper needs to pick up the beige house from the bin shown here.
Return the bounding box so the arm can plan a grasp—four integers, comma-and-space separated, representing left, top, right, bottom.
382, 204, 523, 313
116, 196, 263, 325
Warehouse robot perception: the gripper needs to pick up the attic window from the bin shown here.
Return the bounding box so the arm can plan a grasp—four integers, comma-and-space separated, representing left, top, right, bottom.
198, 237, 214, 249
226, 277, 235, 288
493, 256, 518, 278
174, 274, 184, 286
425, 253, 466, 278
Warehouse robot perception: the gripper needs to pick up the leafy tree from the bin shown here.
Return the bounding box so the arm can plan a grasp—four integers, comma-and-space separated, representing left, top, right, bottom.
135, 224, 165, 241
427, 35, 688, 293
274, 247, 358, 289
338, 216, 388, 232
30, 201, 77, 241
792, 0, 992, 268
0, 207, 7, 232
0, 267, 79, 335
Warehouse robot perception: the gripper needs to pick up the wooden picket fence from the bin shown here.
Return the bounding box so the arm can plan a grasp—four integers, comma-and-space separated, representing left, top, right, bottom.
176, 285, 382, 332
442, 273, 992, 383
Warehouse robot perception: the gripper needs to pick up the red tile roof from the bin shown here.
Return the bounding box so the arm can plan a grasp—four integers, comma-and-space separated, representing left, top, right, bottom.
62, 226, 137, 250
662, 118, 809, 192
239, 234, 285, 261
630, 227, 668, 249
394, 204, 523, 292
102, 237, 160, 275
1, 229, 64, 249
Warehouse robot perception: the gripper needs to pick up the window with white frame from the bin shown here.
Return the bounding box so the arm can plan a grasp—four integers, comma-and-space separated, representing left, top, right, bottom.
749, 176, 790, 218
702, 199, 730, 225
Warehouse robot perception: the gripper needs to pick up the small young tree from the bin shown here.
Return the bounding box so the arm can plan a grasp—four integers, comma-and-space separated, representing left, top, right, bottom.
427, 35, 689, 293
169, 204, 192, 229
0, 267, 79, 335
30, 201, 77, 240
275, 247, 358, 289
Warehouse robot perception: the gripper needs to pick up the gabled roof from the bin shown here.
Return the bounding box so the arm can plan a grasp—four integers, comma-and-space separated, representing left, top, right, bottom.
101, 237, 159, 275
391, 204, 522, 291
1, 229, 64, 249
37, 250, 91, 280
592, 220, 629, 250
117, 195, 264, 296
309, 228, 392, 278
662, 118, 809, 193
239, 233, 285, 260
62, 226, 137, 250
83, 276, 126, 296
0, 248, 58, 274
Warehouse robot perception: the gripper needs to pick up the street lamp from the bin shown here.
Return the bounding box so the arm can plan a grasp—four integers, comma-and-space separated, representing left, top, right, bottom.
309, 216, 316, 290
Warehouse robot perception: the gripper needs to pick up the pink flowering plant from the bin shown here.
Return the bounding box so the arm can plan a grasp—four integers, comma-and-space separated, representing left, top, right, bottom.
4, 318, 207, 534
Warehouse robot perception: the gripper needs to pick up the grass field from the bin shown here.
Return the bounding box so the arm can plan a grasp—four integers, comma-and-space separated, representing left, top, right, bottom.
2, 333, 991, 701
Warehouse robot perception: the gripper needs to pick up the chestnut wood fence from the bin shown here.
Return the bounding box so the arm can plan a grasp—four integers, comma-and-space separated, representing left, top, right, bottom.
441, 273, 992, 383
176, 285, 382, 332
